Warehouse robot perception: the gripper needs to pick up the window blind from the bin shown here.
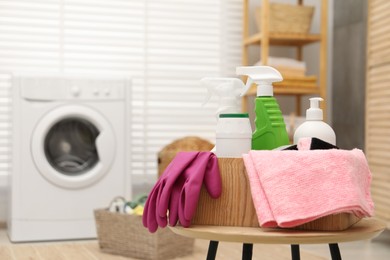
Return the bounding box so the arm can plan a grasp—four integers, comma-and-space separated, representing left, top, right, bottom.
0, 74, 11, 185
0, 0, 242, 188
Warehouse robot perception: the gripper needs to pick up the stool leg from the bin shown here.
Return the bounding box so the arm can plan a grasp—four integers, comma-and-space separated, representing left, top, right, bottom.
206, 240, 219, 260
329, 243, 342, 260
291, 244, 300, 260
242, 243, 253, 260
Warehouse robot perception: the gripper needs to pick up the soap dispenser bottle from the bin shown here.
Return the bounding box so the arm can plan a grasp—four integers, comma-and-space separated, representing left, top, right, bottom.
201, 77, 252, 158
293, 97, 336, 145
237, 66, 290, 150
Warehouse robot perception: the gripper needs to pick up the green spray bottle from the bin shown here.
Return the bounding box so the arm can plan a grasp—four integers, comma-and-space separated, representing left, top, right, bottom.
237, 66, 289, 150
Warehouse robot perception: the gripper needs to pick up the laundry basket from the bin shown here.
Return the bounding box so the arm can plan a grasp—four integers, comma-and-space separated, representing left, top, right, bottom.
94, 209, 195, 260
158, 136, 214, 177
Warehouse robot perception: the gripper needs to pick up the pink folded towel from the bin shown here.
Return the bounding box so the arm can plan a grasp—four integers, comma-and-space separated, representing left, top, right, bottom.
243, 149, 374, 228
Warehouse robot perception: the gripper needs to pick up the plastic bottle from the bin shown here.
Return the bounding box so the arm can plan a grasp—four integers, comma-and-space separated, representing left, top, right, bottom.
237, 66, 290, 150
293, 97, 336, 145
201, 77, 252, 158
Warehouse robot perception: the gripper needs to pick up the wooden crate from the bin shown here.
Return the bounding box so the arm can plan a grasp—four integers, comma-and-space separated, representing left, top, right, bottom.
192, 158, 360, 231
192, 158, 259, 227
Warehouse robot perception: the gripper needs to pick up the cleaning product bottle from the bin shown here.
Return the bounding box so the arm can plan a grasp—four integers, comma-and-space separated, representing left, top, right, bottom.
201, 77, 252, 158
237, 66, 290, 150
293, 97, 336, 145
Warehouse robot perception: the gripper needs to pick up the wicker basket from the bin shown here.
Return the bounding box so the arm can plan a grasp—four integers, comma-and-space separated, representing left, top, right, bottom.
158, 136, 214, 177
94, 209, 195, 260
256, 3, 315, 34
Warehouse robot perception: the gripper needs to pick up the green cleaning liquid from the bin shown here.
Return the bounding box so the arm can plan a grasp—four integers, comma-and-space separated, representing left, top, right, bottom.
252, 96, 289, 150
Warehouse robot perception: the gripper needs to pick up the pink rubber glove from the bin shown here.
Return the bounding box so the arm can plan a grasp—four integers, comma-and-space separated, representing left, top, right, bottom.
157, 152, 221, 227
142, 152, 198, 232
143, 152, 222, 232
178, 152, 221, 227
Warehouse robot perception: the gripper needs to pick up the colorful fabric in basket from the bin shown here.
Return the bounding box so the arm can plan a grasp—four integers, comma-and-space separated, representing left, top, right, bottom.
143, 151, 221, 232
243, 139, 374, 228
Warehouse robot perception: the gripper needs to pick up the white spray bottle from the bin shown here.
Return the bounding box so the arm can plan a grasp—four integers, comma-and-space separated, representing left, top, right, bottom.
201, 77, 252, 158
293, 97, 336, 145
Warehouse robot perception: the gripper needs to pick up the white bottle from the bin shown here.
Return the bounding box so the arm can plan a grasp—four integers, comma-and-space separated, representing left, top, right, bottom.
293, 97, 336, 145
201, 77, 252, 158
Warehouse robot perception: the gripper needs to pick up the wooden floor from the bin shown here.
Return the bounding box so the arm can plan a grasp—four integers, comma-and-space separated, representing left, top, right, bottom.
2, 226, 390, 259
0, 239, 326, 260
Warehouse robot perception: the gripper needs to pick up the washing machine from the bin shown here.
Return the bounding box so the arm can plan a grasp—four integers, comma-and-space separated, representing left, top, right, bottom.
8, 75, 131, 242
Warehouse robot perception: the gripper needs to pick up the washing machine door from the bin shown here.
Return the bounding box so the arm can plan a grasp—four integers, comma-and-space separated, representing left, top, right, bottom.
31, 105, 116, 189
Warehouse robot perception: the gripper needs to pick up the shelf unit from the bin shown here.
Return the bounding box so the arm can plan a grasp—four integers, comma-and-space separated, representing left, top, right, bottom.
241, 0, 328, 117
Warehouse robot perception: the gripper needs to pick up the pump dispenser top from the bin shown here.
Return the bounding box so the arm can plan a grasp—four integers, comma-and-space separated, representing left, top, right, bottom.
293, 97, 336, 145
307, 97, 324, 120
236, 66, 289, 150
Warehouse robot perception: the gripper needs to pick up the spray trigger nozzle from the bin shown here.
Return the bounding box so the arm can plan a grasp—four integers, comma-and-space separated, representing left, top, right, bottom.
201, 77, 245, 116
236, 66, 283, 97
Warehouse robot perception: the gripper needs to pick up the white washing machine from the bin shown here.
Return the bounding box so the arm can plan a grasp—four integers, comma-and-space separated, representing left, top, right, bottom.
8, 75, 131, 242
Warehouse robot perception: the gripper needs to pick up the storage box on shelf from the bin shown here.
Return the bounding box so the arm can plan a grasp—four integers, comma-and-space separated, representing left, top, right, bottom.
255, 3, 314, 34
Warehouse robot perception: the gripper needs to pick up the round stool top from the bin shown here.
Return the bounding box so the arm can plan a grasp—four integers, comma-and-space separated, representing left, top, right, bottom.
170, 218, 386, 245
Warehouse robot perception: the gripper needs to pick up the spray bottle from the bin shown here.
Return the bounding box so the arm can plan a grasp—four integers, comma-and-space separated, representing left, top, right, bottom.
201, 77, 252, 158
237, 66, 290, 150
293, 97, 336, 145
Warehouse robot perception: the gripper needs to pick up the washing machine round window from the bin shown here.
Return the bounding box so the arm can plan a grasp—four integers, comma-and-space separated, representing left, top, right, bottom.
32, 105, 116, 189
44, 118, 100, 176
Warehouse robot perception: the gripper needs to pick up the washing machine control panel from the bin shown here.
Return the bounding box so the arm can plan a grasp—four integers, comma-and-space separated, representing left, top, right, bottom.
20, 77, 129, 101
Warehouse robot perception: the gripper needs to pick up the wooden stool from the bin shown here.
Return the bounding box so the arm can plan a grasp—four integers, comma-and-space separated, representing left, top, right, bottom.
170, 218, 386, 260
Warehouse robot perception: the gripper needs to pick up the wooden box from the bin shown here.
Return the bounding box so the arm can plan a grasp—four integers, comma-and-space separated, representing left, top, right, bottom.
192, 158, 259, 227
192, 158, 360, 231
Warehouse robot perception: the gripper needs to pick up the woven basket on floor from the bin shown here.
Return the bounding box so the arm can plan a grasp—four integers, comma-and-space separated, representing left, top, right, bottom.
94, 209, 195, 260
